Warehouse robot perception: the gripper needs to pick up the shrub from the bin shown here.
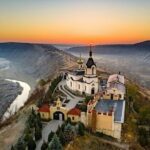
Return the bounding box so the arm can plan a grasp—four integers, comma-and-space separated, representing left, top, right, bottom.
48, 131, 54, 143
48, 134, 63, 150
77, 122, 85, 136
34, 126, 42, 141
16, 138, 26, 150
27, 136, 36, 150
64, 123, 74, 142
41, 141, 48, 150
138, 127, 149, 147
38, 79, 46, 86
84, 96, 93, 104
58, 130, 66, 146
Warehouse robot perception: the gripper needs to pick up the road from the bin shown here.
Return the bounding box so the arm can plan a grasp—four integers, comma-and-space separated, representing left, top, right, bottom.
36, 120, 63, 150
58, 80, 84, 109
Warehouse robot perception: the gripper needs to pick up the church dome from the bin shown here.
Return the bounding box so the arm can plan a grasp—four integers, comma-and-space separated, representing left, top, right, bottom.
86, 57, 96, 68
86, 46, 96, 68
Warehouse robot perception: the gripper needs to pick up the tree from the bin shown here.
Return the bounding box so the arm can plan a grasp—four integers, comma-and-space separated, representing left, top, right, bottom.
60, 122, 66, 132
138, 127, 148, 147
77, 122, 85, 136
139, 105, 150, 125
41, 141, 48, 150
35, 125, 42, 141
32, 107, 36, 116
58, 130, 66, 146
11, 145, 15, 150
36, 99, 43, 108
64, 123, 74, 142
38, 79, 46, 86
27, 136, 36, 150
24, 132, 30, 142
48, 131, 54, 143
56, 125, 61, 136
36, 115, 42, 129
16, 138, 26, 150
66, 117, 71, 124
48, 134, 63, 150
85, 96, 93, 104
28, 113, 35, 128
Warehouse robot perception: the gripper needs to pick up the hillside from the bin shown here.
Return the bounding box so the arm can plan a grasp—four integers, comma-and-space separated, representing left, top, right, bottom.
0, 42, 76, 89
65, 133, 128, 150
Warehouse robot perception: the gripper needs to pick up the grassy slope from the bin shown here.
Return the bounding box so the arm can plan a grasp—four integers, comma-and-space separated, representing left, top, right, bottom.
65, 133, 125, 150
122, 80, 150, 149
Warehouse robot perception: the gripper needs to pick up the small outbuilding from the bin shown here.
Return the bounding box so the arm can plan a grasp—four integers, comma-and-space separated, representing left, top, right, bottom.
67, 108, 81, 123
38, 104, 50, 120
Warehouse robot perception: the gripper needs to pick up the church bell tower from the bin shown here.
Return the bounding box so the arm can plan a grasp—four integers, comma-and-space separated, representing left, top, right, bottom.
77, 53, 84, 70
85, 45, 96, 76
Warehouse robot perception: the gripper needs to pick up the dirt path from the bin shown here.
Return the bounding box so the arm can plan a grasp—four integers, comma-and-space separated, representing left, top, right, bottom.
0, 105, 32, 150
36, 120, 63, 150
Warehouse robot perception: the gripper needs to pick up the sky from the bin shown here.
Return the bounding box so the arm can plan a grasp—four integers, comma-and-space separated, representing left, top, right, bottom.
0, 0, 150, 44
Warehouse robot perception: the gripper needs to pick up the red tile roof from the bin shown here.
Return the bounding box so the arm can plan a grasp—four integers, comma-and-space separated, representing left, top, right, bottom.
67, 108, 81, 116
38, 104, 50, 113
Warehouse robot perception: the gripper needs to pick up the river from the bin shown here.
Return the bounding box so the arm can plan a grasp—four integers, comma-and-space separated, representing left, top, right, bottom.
2, 79, 31, 121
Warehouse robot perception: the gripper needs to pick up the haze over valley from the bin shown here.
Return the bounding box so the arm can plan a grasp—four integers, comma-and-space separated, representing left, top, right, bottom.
66, 41, 150, 89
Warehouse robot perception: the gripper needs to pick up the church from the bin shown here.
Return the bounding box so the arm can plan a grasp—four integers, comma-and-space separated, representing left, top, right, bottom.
37, 46, 126, 140
66, 47, 99, 95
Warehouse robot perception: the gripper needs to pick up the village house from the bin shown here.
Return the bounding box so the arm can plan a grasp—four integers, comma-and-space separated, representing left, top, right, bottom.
67, 108, 81, 123
38, 104, 50, 120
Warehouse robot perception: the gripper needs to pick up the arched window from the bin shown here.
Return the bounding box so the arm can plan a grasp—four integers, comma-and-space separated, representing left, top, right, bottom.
70, 82, 72, 87
92, 67, 95, 75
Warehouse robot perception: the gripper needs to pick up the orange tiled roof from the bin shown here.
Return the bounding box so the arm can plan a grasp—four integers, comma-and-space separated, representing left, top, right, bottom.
38, 104, 50, 113
67, 108, 81, 116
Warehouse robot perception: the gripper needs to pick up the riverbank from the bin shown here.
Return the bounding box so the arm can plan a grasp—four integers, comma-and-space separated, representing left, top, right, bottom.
2, 79, 31, 122
0, 79, 23, 120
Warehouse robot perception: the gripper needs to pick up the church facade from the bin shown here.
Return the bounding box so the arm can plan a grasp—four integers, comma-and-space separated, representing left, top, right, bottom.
66, 48, 99, 95
103, 74, 125, 100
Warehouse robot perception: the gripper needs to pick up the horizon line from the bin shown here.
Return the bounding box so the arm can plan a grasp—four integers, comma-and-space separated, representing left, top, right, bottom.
0, 40, 150, 46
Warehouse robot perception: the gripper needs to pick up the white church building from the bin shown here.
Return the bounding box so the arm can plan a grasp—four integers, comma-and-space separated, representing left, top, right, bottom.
103, 73, 126, 100
66, 47, 99, 95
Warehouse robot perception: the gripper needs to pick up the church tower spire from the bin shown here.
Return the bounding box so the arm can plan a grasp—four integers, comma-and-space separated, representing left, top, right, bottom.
77, 52, 84, 69
89, 45, 92, 57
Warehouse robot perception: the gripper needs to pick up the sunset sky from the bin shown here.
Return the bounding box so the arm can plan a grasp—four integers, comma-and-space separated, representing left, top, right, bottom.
0, 0, 150, 44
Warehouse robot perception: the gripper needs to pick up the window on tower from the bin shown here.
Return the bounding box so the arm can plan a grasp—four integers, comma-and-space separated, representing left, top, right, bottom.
92, 67, 95, 75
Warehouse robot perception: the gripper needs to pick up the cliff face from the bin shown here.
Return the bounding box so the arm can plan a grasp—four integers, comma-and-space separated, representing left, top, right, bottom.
0, 79, 23, 120
0, 42, 75, 88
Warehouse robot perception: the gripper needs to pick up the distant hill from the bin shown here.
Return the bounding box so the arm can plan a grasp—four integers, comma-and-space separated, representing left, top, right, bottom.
134, 40, 150, 47
67, 41, 150, 55
0, 42, 75, 88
